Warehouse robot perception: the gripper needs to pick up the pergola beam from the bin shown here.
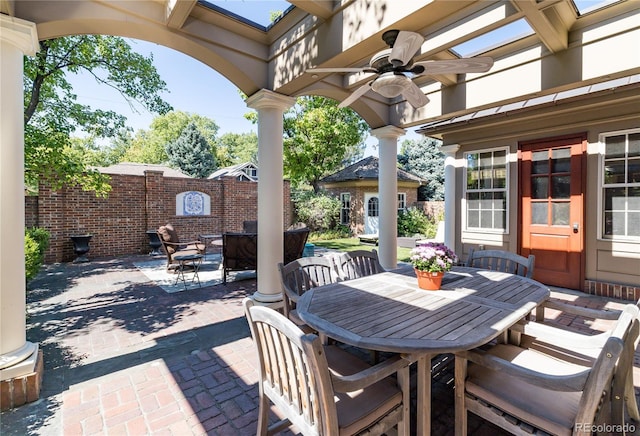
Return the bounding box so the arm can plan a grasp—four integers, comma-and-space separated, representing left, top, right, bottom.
287, 0, 333, 19
165, 0, 197, 29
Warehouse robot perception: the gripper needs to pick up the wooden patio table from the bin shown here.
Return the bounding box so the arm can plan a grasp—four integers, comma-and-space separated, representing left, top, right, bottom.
296, 264, 550, 436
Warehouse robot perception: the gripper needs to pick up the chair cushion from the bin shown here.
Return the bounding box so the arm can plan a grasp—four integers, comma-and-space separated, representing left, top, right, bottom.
158, 224, 179, 243
324, 346, 403, 435
466, 344, 585, 436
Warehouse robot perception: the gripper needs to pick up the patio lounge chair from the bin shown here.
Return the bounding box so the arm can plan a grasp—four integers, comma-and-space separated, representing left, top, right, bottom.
243, 298, 411, 435
454, 304, 639, 436
157, 224, 205, 271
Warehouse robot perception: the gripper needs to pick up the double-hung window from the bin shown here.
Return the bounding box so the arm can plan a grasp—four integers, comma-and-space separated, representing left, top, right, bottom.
464, 148, 508, 231
601, 131, 640, 240
340, 193, 351, 225
397, 193, 406, 213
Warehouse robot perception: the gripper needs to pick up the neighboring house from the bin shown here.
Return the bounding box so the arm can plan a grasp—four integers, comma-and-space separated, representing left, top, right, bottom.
418, 76, 640, 295
319, 156, 423, 236
208, 162, 258, 182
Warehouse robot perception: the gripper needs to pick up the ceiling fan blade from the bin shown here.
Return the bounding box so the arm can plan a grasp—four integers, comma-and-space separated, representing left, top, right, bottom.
389, 31, 424, 66
401, 81, 430, 108
338, 81, 373, 108
307, 67, 368, 73
412, 56, 494, 75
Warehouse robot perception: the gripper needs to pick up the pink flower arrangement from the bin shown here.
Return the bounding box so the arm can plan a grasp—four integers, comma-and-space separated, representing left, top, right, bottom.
410, 242, 457, 273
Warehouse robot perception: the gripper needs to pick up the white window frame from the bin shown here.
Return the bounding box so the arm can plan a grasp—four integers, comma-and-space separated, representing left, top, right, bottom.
397, 193, 406, 212
463, 147, 509, 233
598, 128, 640, 242
340, 192, 351, 226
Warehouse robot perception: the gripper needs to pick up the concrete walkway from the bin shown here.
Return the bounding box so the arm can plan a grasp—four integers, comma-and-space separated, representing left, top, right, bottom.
1, 255, 639, 435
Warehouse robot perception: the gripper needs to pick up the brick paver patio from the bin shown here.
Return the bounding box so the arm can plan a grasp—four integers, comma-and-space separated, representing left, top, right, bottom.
1, 255, 639, 435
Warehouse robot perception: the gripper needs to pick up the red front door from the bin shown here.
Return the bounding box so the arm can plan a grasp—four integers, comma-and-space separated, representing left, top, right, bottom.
519, 134, 586, 289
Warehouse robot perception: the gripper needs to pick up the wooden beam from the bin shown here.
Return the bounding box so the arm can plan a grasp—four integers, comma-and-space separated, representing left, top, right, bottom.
287, 0, 333, 19
165, 0, 197, 29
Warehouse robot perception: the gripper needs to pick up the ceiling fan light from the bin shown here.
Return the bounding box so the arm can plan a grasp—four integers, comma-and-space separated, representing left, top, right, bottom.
371, 73, 410, 98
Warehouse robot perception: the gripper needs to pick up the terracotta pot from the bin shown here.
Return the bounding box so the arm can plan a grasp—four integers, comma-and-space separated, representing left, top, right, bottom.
414, 269, 444, 290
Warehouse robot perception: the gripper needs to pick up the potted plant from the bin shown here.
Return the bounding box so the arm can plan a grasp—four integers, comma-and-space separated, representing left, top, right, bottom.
409, 242, 458, 290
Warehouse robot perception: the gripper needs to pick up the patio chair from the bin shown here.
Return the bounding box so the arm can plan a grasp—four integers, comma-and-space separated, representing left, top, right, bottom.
243, 298, 411, 436
466, 248, 535, 279
278, 256, 341, 328
454, 304, 639, 436
157, 224, 205, 271
335, 249, 385, 281
532, 297, 640, 423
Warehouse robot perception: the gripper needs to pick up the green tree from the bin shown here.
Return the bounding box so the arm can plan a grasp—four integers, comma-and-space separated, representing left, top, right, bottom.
166, 122, 216, 178
283, 96, 368, 192
398, 136, 444, 200
215, 131, 258, 167
24, 35, 172, 196
123, 111, 219, 164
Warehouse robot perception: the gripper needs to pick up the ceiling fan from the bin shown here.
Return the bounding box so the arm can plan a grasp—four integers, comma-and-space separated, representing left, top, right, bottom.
306, 29, 494, 108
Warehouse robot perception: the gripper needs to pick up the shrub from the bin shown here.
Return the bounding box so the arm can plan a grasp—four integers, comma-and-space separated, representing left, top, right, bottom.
25, 227, 50, 283
293, 190, 341, 231
397, 207, 432, 237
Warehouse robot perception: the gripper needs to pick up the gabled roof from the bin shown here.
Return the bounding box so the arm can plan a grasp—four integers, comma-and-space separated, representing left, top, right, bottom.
320, 156, 423, 184
96, 163, 191, 178
208, 162, 258, 181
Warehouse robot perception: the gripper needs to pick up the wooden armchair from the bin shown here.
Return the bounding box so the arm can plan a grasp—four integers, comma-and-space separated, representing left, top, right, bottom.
466, 248, 535, 278
454, 304, 640, 436
278, 256, 341, 327
335, 249, 385, 281
243, 298, 410, 435
157, 224, 205, 271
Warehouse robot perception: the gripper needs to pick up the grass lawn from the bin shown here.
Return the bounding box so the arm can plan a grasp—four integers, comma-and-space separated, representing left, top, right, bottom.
311, 238, 413, 263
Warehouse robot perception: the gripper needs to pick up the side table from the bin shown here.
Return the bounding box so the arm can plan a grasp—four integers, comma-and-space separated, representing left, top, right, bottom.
173, 253, 203, 290
198, 234, 222, 257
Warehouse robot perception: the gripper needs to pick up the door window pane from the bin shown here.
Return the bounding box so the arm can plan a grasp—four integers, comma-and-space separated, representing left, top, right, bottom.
551, 175, 570, 199
368, 198, 379, 217
532, 151, 548, 174
552, 202, 570, 226
532, 176, 548, 199
531, 202, 548, 224
552, 148, 571, 173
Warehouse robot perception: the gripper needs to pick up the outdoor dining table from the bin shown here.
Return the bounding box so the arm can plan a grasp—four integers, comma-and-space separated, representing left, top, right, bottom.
296, 264, 550, 436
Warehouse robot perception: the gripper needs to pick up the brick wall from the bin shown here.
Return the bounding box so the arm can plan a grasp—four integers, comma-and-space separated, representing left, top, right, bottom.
30, 172, 292, 263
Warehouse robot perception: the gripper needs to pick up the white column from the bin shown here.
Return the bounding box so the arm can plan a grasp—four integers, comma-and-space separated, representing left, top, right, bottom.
371, 126, 405, 270
0, 15, 40, 380
440, 144, 460, 251
245, 90, 295, 305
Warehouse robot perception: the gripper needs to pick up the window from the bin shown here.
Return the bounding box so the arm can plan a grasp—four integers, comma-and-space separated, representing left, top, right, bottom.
464, 148, 508, 231
601, 131, 640, 240
397, 193, 406, 212
244, 166, 257, 179
340, 193, 351, 225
